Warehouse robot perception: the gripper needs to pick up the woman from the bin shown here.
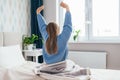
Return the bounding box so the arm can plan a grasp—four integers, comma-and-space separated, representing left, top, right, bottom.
36, 2, 72, 64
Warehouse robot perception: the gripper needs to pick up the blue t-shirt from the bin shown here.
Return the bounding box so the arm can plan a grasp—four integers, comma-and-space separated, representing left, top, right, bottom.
37, 11, 72, 64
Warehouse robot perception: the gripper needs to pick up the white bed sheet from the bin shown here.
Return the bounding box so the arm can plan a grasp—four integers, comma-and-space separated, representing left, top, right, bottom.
0, 61, 120, 80
0, 61, 44, 80
91, 69, 120, 80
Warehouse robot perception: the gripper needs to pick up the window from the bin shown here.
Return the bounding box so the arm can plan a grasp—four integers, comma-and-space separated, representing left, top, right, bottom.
92, 0, 119, 37
59, 0, 120, 43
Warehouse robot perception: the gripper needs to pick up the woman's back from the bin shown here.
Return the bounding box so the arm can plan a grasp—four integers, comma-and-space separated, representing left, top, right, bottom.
37, 2, 72, 64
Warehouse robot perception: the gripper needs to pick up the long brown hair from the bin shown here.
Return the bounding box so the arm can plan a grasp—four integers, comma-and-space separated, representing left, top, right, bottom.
46, 22, 58, 54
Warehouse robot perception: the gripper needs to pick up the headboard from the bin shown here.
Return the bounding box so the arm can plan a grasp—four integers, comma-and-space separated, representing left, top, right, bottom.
0, 32, 22, 47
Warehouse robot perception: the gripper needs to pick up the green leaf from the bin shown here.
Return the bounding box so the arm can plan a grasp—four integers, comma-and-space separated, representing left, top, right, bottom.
73, 29, 80, 41
23, 34, 39, 45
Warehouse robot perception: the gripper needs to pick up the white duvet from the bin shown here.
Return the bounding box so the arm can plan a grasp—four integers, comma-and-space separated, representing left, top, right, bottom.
0, 61, 120, 80
0, 61, 44, 80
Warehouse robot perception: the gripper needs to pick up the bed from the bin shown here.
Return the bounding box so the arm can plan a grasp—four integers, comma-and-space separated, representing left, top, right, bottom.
0, 32, 120, 80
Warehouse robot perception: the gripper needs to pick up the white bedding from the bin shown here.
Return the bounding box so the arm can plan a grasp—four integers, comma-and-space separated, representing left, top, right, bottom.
91, 69, 120, 80
0, 61, 44, 80
0, 61, 120, 80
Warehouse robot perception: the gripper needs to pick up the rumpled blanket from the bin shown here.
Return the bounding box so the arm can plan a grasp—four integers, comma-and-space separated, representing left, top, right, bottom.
34, 60, 91, 80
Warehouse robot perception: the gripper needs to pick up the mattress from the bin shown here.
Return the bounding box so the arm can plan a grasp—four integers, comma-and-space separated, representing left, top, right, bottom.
0, 61, 120, 80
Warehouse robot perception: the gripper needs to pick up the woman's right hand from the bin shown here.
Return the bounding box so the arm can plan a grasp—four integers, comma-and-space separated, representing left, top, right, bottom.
36, 5, 44, 14
60, 1, 69, 11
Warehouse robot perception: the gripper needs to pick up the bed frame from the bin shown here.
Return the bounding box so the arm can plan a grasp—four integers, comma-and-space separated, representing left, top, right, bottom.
0, 32, 22, 47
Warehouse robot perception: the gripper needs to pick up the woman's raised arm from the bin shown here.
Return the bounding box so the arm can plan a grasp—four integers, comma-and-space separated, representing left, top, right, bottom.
36, 5, 48, 40
60, 2, 72, 42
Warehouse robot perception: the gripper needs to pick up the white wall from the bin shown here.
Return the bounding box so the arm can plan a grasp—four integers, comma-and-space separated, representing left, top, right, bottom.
44, 0, 120, 70
0, 0, 31, 35
68, 43, 120, 70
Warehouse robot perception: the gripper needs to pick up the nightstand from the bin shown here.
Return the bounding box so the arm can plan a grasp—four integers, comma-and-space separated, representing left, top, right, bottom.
22, 49, 42, 63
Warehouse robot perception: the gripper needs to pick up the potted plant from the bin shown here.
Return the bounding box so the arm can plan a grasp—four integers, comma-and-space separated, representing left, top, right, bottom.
23, 34, 38, 50
73, 30, 80, 42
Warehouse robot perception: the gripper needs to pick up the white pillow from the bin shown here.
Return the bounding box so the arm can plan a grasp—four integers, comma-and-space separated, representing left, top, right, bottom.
0, 45, 26, 69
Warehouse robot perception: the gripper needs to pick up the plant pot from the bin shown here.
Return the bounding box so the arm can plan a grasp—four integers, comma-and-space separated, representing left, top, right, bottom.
27, 44, 34, 50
